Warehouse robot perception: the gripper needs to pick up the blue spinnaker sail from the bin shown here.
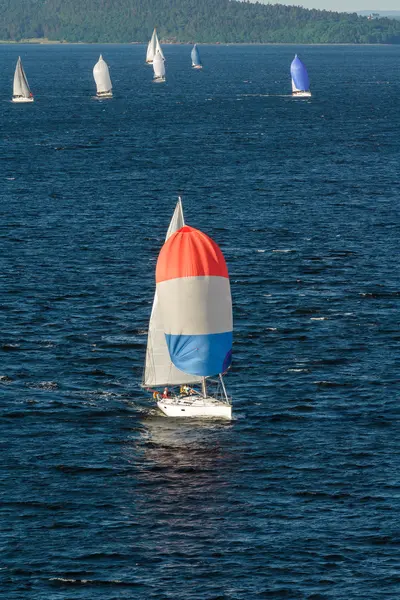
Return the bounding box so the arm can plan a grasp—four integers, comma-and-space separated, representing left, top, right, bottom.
290, 55, 310, 91
191, 44, 201, 67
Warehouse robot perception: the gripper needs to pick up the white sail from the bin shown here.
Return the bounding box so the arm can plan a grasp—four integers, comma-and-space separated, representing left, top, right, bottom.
155, 37, 165, 61
143, 199, 203, 387
146, 29, 157, 63
291, 78, 300, 93
153, 51, 166, 80
93, 55, 112, 95
13, 57, 32, 99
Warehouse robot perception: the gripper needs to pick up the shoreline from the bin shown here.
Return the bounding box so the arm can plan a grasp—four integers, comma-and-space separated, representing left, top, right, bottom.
0, 39, 394, 46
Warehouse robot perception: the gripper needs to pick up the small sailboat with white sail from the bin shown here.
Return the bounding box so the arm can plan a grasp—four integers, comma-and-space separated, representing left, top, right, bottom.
290, 55, 311, 97
146, 28, 165, 64
153, 50, 166, 83
12, 57, 34, 103
191, 44, 202, 69
93, 54, 113, 98
142, 198, 233, 419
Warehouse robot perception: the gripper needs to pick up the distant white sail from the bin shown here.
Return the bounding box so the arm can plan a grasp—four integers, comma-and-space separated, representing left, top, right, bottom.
155, 37, 165, 61
146, 29, 157, 63
13, 57, 33, 101
142, 198, 202, 387
153, 50, 166, 81
191, 44, 202, 68
93, 55, 112, 96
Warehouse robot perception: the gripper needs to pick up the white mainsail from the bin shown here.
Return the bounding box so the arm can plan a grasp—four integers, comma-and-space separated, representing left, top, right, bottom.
153, 51, 166, 80
93, 55, 112, 95
142, 199, 203, 388
155, 37, 165, 61
146, 29, 157, 63
13, 57, 32, 99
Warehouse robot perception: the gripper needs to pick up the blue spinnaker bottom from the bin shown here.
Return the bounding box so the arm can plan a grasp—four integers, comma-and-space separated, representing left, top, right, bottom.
165, 331, 233, 377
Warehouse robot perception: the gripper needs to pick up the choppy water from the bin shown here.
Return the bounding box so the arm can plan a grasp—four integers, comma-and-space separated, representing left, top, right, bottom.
0, 44, 399, 599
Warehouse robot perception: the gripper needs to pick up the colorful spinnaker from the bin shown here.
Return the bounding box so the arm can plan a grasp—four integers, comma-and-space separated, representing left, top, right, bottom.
156, 226, 233, 377
290, 55, 311, 96
142, 199, 202, 388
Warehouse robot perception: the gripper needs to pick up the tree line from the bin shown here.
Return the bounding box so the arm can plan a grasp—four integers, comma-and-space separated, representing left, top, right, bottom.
0, 0, 400, 44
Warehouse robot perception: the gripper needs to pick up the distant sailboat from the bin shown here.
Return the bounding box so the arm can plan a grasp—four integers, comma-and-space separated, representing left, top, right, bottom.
93, 55, 113, 98
191, 44, 202, 69
146, 28, 165, 64
153, 50, 166, 83
290, 55, 311, 97
142, 198, 233, 419
12, 57, 34, 103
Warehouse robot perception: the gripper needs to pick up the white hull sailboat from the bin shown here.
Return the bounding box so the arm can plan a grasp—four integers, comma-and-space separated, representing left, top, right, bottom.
292, 91, 312, 98
290, 55, 311, 98
157, 393, 231, 419
12, 57, 34, 103
93, 54, 113, 98
146, 28, 165, 65
153, 50, 166, 83
142, 198, 233, 420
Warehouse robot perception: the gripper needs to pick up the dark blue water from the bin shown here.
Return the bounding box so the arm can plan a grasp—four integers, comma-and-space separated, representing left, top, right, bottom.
1, 44, 399, 599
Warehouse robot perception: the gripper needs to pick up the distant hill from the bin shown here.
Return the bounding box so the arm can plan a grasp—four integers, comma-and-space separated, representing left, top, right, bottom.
1, 0, 400, 44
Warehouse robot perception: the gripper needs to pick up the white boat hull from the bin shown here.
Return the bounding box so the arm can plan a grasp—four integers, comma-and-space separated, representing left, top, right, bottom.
157, 395, 232, 419
12, 96, 34, 103
292, 91, 311, 98
96, 92, 113, 99
153, 77, 166, 83
192, 65, 202, 69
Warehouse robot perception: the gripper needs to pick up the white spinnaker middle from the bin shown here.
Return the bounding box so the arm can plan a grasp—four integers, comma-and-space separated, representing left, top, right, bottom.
93, 55, 112, 94
143, 199, 203, 387
13, 57, 31, 98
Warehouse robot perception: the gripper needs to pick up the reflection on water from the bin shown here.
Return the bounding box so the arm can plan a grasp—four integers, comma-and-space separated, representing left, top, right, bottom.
132, 416, 235, 554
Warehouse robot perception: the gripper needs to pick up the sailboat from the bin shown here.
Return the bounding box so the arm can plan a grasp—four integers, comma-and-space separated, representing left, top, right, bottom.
142, 198, 233, 419
146, 28, 165, 64
93, 54, 113, 98
191, 44, 202, 69
290, 55, 311, 98
12, 57, 34, 103
153, 50, 166, 83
